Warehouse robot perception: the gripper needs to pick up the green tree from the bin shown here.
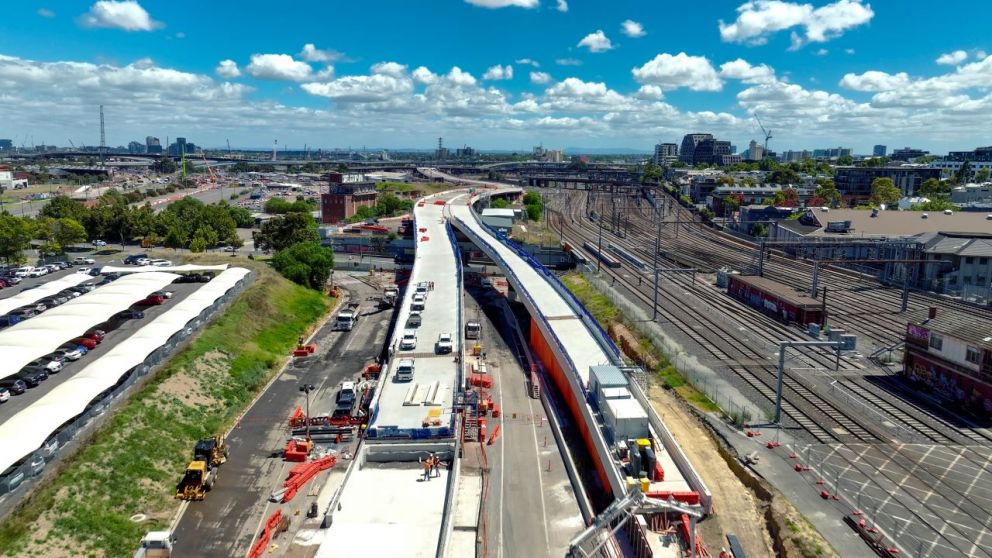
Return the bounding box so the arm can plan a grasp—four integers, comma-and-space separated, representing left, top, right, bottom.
39, 195, 87, 222
128, 204, 157, 239
766, 167, 800, 185
773, 187, 800, 207
36, 217, 87, 254
641, 162, 662, 182
0, 213, 35, 263
163, 226, 186, 250
489, 198, 509, 209
814, 178, 841, 207
189, 235, 207, 253
954, 160, 972, 184
836, 155, 854, 165
255, 212, 319, 252
272, 241, 335, 289
918, 178, 951, 199
227, 205, 253, 228
751, 223, 769, 237
975, 169, 990, 183
870, 177, 901, 206
152, 156, 177, 174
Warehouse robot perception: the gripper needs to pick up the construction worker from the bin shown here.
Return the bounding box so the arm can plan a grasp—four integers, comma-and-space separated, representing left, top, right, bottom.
421, 457, 431, 481
431, 454, 440, 478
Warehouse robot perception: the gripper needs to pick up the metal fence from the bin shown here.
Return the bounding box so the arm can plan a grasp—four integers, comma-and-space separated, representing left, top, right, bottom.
0, 272, 255, 509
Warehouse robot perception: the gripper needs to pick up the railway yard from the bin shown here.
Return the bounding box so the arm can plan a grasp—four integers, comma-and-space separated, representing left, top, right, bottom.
542, 185, 992, 558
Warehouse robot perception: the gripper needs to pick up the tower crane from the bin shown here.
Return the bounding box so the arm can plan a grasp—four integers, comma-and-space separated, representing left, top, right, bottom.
754, 112, 772, 153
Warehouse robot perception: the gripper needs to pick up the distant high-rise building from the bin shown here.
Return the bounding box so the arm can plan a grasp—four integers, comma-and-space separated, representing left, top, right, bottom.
890, 147, 929, 161
873, 144, 887, 157
168, 137, 197, 156
747, 139, 764, 161
780, 150, 812, 163
128, 141, 145, 154
653, 142, 678, 165
455, 146, 476, 158
0, 139, 12, 151
678, 133, 713, 165
547, 149, 564, 163
145, 136, 162, 154
692, 138, 730, 165
812, 147, 852, 160
730, 145, 737, 155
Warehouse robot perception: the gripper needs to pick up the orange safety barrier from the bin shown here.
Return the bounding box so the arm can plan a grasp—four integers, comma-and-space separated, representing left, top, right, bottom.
246, 509, 282, 558
653, 461, 665, 482
293, 349, 310, 357
645, 490, 701, 506
283, 439, 311, 462
282, 455, 336, 503
486, 424, 501, 445
479, 418, 488, 442
288, 406, 305, 427
363, 363, 382, 378
468, 374, 493, 389
491, 403, 501, 418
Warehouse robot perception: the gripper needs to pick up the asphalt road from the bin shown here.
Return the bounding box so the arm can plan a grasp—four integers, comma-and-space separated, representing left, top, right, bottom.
172, 275, 396, 557
0, 276, 206, 418
466, 285, 583, 558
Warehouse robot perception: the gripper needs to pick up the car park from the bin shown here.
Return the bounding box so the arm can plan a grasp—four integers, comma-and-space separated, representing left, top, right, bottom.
436, 333, 453, 354
0, 387, 9, 403
400, 330, 418, 350
0, 379, 27, 395
73, 257, 96, 265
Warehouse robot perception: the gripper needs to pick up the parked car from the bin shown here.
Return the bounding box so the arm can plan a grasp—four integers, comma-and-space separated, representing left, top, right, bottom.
198, 272, 214, 282
222, 245, 237, 252
17, 369, 48, 387
0, 379, 26, 395
13, 266, 33, 278
406, 311, 422, 328
436, 333, 454, 354
27, 358, 63, 373
92, 239, 107, 247
73, 337, 98, 349
399, 330, 418, 350
53, 346, 84, 361
123, 253, 148, 265
0, 278, 9, 288
151, 290, 174, 299
174, 274, 199, 284
149, 259, 172, 267
73, 257, 95, 265
27, 455, 45, 476
61, 289, 81, 298
70, 284, 96, 294
116, 309, 145, 320
85, 329, 106, 342
10, 307, 37, 319
0, 387, 9, 403
32, 302, 48, 313
26, 267, 48, 278
0, 314, 22, 327
139, 293, 165, 305
3, 275, 21, 285
135, 258, 151, 266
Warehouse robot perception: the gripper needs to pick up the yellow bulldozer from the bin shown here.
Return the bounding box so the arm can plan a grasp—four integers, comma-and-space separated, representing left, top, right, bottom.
175, 461, 216, 501
193, 435, 229, 468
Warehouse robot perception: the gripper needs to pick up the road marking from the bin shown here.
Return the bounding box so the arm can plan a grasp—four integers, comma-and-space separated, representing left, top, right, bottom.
527, 391, 552, 556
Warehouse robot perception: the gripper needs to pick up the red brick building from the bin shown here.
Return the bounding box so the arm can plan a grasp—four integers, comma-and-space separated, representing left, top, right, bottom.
321, 172, 377, 224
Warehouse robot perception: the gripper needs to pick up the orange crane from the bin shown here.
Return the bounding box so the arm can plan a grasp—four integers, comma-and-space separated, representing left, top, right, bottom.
201, 152, 218, 183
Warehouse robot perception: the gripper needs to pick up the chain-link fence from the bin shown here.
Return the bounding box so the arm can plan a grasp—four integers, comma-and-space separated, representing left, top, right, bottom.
0, 271, 255, 511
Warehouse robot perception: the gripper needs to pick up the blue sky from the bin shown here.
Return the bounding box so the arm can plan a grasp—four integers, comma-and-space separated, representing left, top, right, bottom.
1, 0, 990, 153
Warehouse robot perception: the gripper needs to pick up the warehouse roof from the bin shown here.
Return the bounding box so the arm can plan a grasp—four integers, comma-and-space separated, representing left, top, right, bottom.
910, 309, 992, 351
804, 208, 992, 237
731, 274, 822, 308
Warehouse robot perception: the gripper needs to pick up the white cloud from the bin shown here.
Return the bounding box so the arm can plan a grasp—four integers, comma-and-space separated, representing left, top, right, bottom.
632, 52, 723, 91
577, 30, 613, 53
37, 8, 55, 18
718, 0, 873, 49
516, 58, 540, 68
483, 64, 513, 80
302, 74, 414, 103
634, 85, 664, 100
412, 66, 438, 85
936, 50, 968, 66
621, 20, 646, 38
215, 59, 241, 79
839, 70, 910, 91
556, 58, 582, 66
245, 54, 315, 81
371, 61, 408, 78
815, 48, 828, 56
447, 67, 477, 87
978, 50, 988, 60
464, 0, 538, 7
546, 77, 609, 98
556, 0, 568, 12
845, 48, 855, 54
79, 1, 161, 31
299, 43, 344, 63
530, 71, 552, 84
719, 58, 776, 84
174, 31, 185, 39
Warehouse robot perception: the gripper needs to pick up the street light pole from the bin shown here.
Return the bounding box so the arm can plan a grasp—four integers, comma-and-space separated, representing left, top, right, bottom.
300, 383, 315, 440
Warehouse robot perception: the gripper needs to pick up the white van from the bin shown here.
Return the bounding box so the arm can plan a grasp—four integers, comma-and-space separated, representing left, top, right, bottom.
396, 359, 415, 382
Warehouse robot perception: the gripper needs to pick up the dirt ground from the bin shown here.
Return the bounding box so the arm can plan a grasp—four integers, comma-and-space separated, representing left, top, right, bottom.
648, 384, 775, 557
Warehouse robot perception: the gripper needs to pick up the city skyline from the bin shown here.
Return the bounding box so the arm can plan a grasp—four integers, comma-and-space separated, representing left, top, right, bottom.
1, 1, 991, 152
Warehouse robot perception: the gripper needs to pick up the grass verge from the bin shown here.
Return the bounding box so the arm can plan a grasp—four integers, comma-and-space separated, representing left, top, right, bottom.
0, 263, 333, 558
561, 272, 719, 413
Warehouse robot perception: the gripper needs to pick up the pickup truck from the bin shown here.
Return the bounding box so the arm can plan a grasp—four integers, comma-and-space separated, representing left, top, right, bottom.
134, 530, 176, 558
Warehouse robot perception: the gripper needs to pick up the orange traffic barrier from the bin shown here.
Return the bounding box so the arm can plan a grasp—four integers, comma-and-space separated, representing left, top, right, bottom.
288, 406, 305, 427
469, 374, 494, 389
246, 509, 282, 558
282, 455, 336, 503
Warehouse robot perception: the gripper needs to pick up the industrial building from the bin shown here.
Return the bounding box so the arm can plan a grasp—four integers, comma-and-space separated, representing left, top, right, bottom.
834, 165, 941, 203
320, 172, 377, 223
